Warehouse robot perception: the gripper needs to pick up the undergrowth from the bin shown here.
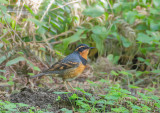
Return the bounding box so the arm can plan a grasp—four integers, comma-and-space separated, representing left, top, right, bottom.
0, 0, 160, 112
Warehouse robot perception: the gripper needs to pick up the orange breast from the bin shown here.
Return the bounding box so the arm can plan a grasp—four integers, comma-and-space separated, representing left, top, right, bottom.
74, 63, 86, 75
63, 63, 85, 80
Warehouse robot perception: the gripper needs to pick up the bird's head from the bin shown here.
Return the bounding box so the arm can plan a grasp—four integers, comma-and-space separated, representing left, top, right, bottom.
75, 44, 94, 60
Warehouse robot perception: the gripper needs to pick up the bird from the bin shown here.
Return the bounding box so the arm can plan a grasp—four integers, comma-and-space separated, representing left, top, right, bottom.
30, 44, 94, 91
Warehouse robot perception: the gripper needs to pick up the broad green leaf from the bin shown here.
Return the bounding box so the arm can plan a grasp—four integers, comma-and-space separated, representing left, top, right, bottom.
91, 34, 104, 54
6, 57, 25, 66
142, 0, 146, 4
136, 33, 152, 44
120, 36, 131, 48
107, 54, 113, 62
37, 27, 46, 34
153, 0, 160, 7
0, 0, 8, 4
92, 26, 108, 39
83, 5, 104, 17
27, 18, 45, 26
27, 73, 34, 76
150, 8, 159, 14
33, 67, 40, 71
137, 57, 145, 62
0, 75, 7, 80
0, 70, 6, 73
151, 70, 160, 73
0, 5, 7, 13
0, 56, 6, 64
7, 81, 14, 85
125, 11, 137, 24
60, 108, 72, 113
63, 29, 84, 49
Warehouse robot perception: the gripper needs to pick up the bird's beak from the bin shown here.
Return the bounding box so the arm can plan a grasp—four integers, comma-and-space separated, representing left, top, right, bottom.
89, 47, 95, 49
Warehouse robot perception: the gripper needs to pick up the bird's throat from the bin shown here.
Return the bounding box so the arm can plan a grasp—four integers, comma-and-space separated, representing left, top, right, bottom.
79, 49, 89, 60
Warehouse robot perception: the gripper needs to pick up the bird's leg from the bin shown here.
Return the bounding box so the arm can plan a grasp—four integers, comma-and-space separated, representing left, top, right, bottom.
67, 81, 75, 91
63, 81, 70, 92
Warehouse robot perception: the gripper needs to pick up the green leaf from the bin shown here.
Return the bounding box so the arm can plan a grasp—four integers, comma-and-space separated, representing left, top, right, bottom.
28, 73, 34, 76
6, 57, 25, 66
92, 26, 107, 36
92, 26, 108, 39
129, 85, 140, 89
107, 54, 113, 62
110, 70, 119, 76
7, 81, 14, 85
24, 4, 36, 16
120, 36, 131, 48
27, 18, 45, 26
0, 70, 6, 73
0, 5, 7, 13
0, 56, 6, 64
50, 20, 61, 30
0, 75, 7, 80
153, 0, 160, 7
91, 34, 104, 55
17, 103, 29, 107
0, 0, 8, 4
63, 29, 84, 49
83, 5, 105, 17
136, 33, 152, 44
54, 92, 71, 94
151, 70, 160, 73
33, 67, 40, 71
137, 57, 145, 62
1, 38, 10, 44
150, 8, 159, 14
56, 96, 61, 101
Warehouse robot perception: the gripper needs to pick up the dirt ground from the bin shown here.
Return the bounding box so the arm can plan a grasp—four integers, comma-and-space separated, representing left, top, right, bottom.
10, 87, 94, 112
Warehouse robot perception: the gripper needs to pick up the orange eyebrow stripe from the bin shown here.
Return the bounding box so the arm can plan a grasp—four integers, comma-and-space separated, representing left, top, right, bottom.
75, 46, 85, 51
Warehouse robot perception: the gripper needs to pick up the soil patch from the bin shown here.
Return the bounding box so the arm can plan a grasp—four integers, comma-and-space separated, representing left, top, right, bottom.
10, 87, 91, 112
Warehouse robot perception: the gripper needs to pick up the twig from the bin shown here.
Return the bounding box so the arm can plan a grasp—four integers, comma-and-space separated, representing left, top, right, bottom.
1, 11, 23, 42
46, 30, 75, 41
50, 0, 81, 11
40, 0, 55, 21
35, 30, 75, 42
0, 31, 9, 40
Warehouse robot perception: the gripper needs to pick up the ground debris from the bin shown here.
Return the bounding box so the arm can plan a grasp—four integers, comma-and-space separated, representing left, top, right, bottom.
10, 87, 90, 112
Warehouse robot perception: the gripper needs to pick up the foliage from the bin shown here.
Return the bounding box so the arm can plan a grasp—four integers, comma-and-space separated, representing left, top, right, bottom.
0, 0, 160, 112
0, 100, 47, 112
56, 79, 160, 112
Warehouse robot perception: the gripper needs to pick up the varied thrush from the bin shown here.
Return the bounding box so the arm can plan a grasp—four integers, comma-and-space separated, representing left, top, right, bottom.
31, 44, 94, 91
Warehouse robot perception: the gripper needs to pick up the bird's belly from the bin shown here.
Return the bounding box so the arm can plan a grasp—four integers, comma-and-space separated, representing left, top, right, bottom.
63, 63, 85, 81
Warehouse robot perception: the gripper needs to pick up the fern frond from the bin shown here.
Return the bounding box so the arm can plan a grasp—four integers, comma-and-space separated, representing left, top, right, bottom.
0, 41, 56, 62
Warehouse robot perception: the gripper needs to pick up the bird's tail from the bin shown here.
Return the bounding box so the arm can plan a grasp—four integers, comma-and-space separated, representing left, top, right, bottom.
30, 73, 45, 78
30, 71, 59, 78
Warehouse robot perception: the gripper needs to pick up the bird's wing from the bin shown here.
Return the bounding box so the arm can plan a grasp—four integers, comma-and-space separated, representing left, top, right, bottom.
47, 59, 79, 72
31, 60, 79, 78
